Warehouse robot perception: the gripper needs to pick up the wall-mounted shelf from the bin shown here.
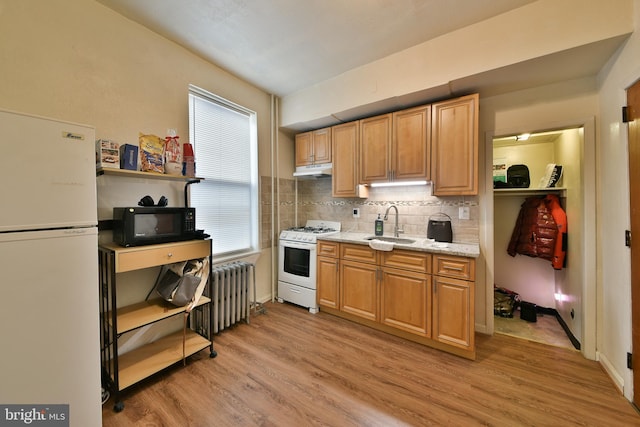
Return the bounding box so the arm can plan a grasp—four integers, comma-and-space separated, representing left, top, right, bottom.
494, 187, 566, 197
96, 167, 203, 182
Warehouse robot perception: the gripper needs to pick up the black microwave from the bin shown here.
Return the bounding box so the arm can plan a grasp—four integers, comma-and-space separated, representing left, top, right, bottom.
113, 207, 197, 247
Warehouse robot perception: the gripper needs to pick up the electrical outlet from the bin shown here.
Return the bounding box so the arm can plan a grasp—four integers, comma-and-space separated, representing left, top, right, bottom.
352, 208, 360, 218
459, 206, 470, 220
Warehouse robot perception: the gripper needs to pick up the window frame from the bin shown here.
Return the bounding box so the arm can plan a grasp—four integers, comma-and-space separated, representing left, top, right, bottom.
188, 84, 259, 260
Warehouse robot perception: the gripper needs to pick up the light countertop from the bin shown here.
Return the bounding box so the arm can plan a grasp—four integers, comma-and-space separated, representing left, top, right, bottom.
318, 232, 480, 258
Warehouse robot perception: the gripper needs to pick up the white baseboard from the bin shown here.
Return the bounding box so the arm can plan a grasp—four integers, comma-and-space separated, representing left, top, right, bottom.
598, 351, 625, 395
475, 322, 489, 334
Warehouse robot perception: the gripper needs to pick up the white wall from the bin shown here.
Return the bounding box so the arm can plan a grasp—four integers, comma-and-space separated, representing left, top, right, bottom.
0, 0, 275, 302
553, 129, 584, 341
595, 0, 640, 400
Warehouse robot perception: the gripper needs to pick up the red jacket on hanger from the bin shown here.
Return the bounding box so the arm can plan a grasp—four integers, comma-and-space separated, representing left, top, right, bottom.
545, 194, 567, 270
507, 196, 557, 261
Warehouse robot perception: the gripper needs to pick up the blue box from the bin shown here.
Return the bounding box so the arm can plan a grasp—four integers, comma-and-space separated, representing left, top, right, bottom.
120, 144, 138, 170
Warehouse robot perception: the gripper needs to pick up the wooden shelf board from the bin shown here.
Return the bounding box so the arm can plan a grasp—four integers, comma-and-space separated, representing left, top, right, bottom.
494, 187, 566, 197
113, 296, 211, 334
116, 330, 211, 390
96, 167, 203, 182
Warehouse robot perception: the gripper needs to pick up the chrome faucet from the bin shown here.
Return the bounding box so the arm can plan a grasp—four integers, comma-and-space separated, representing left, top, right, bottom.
384, 205, 404, 237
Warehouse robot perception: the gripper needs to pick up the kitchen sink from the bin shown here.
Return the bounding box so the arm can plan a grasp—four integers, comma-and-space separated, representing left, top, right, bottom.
365, 236, 416, 244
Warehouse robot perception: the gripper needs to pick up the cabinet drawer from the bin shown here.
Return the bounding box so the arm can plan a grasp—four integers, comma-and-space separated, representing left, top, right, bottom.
113, 240, 211, 272
340, 243, 377, 264
433, 255, 475, 281
318, 240, 339, 258
381, 249, 431, 273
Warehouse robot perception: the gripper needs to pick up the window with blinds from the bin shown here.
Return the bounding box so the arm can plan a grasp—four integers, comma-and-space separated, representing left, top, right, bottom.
188, 85, 258, 258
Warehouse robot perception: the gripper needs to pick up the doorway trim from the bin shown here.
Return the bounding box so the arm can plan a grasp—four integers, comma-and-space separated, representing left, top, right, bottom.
482, 117, 597, 360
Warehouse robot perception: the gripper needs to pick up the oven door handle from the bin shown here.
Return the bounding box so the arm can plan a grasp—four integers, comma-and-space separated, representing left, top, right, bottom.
282, 241, 317, 252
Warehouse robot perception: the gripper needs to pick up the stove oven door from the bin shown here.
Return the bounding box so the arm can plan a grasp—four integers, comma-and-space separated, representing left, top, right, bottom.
278, 240, 317, 290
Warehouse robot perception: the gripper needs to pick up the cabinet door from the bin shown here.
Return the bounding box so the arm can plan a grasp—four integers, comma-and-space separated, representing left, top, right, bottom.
393, 105, 431, 181
340, 260, 379, 322
332, 121, 359, 197
359, 114, 392, 183
432, 275, 474, 350
295, 131, 313, 166
431, 94, 478, 195
317, 256, 339, 309
380, 267, 431, 337
312, 128, 332, 164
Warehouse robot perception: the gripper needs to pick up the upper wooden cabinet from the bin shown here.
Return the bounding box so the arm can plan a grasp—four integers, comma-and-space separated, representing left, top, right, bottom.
295, 127, 332, 166
359, 106, 431, 185
359, 105, 431, 184
359, 114, 392, 183
431, 94, 479, 196
332, 121, 360, 197
295, 93, 478, 195
392, 105, 431, 181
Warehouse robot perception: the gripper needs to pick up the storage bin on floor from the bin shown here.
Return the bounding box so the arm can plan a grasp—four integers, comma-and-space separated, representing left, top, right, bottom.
520, 301, 537, 322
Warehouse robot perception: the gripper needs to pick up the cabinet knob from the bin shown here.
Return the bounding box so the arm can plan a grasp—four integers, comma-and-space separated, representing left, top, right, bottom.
167, 252, 173, 258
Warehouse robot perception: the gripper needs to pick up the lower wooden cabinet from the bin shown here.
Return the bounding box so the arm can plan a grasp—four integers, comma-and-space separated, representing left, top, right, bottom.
317, 241, 340, 308
432, 254, 475, 351
317, 241, 476, 359
380, 267, 431, 337
433, 275, 473, 350
317, 255, 339, 309
340, 259, 379, 322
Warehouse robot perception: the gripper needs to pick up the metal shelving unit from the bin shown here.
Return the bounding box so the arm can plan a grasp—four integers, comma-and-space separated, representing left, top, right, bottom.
98, 239, 216, 412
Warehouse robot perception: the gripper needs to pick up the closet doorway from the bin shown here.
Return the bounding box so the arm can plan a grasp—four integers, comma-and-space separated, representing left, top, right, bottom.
491, 127, 586, 351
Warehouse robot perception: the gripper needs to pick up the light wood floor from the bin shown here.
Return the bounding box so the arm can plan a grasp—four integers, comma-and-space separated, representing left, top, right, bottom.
102, 302, 640, 426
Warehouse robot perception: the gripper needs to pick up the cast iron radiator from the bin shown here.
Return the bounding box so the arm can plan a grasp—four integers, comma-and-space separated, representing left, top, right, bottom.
211, 261, 254, 333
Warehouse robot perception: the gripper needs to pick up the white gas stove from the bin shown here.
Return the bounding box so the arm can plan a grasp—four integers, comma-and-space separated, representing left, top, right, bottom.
278, 220, 341, 244
277, 220, 341, 313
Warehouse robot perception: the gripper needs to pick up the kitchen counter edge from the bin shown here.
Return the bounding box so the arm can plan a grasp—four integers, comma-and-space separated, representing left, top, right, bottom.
318, 232, 480, 258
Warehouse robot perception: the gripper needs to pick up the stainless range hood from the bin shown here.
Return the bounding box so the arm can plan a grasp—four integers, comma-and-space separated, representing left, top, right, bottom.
293, 163, 332, 178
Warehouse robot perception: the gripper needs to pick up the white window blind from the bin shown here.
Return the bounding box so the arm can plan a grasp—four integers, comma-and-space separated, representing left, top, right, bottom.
188, 85, 258, 258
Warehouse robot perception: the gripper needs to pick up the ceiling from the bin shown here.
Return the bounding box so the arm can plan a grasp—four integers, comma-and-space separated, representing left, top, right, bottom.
96, 0, 538, 97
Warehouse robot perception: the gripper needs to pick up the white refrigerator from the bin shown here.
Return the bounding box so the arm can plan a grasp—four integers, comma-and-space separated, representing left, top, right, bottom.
0, 109, 101, 426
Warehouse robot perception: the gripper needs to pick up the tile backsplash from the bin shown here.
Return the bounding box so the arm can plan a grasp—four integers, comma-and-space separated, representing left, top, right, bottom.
279, 177, 479, 244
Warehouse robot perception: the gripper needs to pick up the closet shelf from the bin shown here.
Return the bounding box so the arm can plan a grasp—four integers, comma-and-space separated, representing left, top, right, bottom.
494, 187, 566, 197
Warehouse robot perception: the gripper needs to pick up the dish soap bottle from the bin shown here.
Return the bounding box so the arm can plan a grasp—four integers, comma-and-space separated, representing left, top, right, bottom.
375, 214, 384, 236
